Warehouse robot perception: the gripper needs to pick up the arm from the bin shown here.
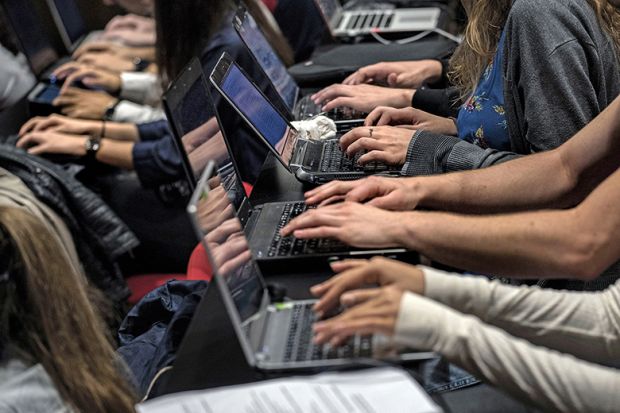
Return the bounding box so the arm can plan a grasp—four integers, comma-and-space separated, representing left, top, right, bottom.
119, 72, 162, 106
395, 292, 620, 413
420, 267, 620, 364
408, 94, 620, 213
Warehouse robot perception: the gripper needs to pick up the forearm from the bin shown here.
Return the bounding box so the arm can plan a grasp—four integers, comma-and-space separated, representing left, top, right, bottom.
103, 122, 139, 141
420, 267, 620, 363
95, 139, 134, 170
395, 293, 620, 413
396, 208, 591, 279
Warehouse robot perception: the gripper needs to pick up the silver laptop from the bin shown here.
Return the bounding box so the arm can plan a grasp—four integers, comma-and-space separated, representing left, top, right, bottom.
314, 0, 441, 38
44, 0, 102, 52
188, 161, 435, 371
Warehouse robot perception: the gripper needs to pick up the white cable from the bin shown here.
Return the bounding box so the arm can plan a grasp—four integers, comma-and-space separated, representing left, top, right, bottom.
370, 27, 462, 45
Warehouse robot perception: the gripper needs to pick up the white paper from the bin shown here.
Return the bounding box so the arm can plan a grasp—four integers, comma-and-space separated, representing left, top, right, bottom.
137, 367, 442, 413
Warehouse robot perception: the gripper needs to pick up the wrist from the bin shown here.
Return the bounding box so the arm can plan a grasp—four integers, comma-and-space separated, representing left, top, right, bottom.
406, 178, 430, 209
393, 211, 425, 251
399, 89, 415, 108
421, 60, 443, 84
75, 136, 89, 157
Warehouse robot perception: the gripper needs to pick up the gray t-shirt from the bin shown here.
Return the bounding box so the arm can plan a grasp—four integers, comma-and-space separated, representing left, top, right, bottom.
0, 44, 35, 111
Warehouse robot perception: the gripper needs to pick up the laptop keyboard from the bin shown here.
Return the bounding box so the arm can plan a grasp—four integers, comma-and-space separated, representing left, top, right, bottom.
319, 139, 390, 173
269, 202, 348, 257
346, 11, 394, 31
283, 303, 373, 362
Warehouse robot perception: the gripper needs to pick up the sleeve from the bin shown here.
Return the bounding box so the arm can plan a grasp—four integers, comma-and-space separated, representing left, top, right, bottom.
137, 120, 171, 142
411, 87, 460, 118
119, 72, 162, 106
394, 292, 620, 413
110, 100, 166, 124
419, 266, 620, 365
132, 135, 184, 188
425, 57, 451, 89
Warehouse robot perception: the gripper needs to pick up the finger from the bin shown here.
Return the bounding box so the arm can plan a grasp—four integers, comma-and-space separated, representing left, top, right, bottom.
60, 70, 90, 94
305, 182, 355, 205
357, 150, 391, 165
346, 137, 383, 157
291, 226, 341, 241
364, 108, 385, 126
328, 259, 368, 273
338, 128, 368, 151
341, 289, 382, 307
377, 112, 396, 126
317, 194, 347, 207
311, 84, 346, 103
387, 72, 399, 87
322, 97, 357, 113
280, 208, 341, 236
16, 134, 36, 148
51, 62, 81, 79
27, 144, 51, 156
312, 264, 374, 313
19, 116, 45, 136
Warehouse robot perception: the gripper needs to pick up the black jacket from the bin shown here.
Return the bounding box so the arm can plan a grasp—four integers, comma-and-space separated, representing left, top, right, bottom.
0, 145, 138, 303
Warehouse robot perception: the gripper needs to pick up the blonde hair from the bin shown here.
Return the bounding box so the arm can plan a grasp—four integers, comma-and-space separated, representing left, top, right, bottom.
0, 207, 137, 413
449, 0, 620, 100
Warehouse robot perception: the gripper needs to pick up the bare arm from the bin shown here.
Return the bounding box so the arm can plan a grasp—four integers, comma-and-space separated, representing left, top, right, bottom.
399, 167, 620, 279
412, 94, 620, 214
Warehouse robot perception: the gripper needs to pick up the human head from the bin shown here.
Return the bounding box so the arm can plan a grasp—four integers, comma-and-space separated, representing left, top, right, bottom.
0, 207, 136, 413
154, 0, 234, 86
103, 0, 153, 16
450, 0, 620, 99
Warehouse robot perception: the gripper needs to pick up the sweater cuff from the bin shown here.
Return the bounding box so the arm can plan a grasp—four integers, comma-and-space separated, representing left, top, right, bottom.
401, 130, 460, 176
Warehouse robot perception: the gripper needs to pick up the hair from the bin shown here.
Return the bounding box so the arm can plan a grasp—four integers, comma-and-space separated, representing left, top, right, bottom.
449, 0, 620, 100
154, 0, 235, 86
0, 207, 136, 413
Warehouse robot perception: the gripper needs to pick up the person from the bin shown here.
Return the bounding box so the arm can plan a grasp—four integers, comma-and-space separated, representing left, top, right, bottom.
0, 206, 137, 412
282, 91, 620, 290
0, 43, 35, 111
310, 0, 620, 175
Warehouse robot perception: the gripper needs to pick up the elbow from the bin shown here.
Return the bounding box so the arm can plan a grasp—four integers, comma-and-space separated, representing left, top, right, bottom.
559, 230, 611, 281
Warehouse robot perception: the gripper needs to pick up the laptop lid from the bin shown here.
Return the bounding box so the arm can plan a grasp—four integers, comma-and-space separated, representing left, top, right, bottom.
44, 0, 88, 52
187, 161, 270, 368
312, 0, 342, 35
1, 0, 60, 77
210, 53, 298, 173
163, 58, 230, 190
233, 6, 299, 116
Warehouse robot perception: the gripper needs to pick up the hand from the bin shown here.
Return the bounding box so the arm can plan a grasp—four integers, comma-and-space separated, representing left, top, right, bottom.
365, 107, 458, 135
52, 62, 121, 95
280, 202, 404, 249
104, 14, 154, 33
312, 258, 425, 316
311, 84, 414, 113
100, 30, 155, 48
304, 176, 420, 210
76, 52, 135, 73
313, 285, 404, 346
16, 131, 87, 157
73, 41, 135, 60
339, 126, 413, 165
343, 60, 443, 88
53, 87, 118, 120
19, 114, 102, 137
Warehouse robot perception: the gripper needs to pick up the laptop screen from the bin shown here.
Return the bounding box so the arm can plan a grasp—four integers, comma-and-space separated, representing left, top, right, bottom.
2, 0, 59, 76
49, 0, 87, 48
235, 10, 298, 112
188, 163, 265, 324
314, 0, 341, 22
216, 61, 296, 165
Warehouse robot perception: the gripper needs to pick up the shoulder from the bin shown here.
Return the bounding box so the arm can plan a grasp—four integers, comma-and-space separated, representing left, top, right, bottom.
507, 0, 599, 35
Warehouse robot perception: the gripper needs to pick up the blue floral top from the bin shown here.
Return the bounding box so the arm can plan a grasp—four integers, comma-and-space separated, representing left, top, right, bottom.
456, 30, 509, 150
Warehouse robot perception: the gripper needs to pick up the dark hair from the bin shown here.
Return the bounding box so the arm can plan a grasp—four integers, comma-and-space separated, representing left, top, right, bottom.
0, 207, 137, 413
154, 0, 235, 86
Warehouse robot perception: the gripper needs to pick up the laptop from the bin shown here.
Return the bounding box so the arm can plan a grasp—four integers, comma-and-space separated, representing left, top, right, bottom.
188, 161, 434, 370
44, 0, 102, 53
210, 53, 402, 184
313, 0, 441, 39
232, 6, 365, 129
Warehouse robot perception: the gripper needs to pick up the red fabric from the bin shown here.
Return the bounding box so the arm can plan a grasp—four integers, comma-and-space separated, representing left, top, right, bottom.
126, 273, 187, 305
261, 0, 278, 12
186, 243, 213, 281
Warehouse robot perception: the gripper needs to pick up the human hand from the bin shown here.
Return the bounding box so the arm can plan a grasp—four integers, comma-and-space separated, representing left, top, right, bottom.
304, 176, 420, 210
311, 84, 414, 113
313, 285, 404, 346
52, 62, 121, 95
16, 131, 87, 157
342, 60, 443, 88
53, 87, 118, 120
19, 114, 102, 137
100, 30, 155, 47
312, 258, 425, 315
105, 14, 154, 33
280, 202, 404, 248
339, 125, 413, 165
365, 107, 457, 135
76, 51, 134, 73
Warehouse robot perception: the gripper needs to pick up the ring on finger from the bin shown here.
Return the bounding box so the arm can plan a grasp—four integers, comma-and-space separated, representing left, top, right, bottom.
369, 128, 374, 138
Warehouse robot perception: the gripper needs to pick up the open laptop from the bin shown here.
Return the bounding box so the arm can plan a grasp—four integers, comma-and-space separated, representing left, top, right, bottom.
187, 161, 434, 370
210, 53, 402, 184
313, 0, 441, 38
232, 6, 365, 129
44, 0, 102, 53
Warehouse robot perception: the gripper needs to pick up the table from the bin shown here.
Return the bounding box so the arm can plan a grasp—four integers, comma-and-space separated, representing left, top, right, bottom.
153, 153, 539, 413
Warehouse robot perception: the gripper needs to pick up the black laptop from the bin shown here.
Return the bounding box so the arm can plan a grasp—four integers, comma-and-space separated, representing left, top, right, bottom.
210, 53, 402, 185
44, 0, 102, 54
232, 6, 365, 129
